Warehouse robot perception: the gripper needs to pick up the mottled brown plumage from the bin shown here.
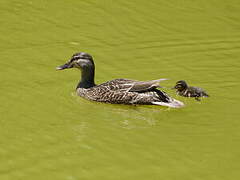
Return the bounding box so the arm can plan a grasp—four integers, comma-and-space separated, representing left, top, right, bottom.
57, 52, 184, 108
77, 78, 170, 104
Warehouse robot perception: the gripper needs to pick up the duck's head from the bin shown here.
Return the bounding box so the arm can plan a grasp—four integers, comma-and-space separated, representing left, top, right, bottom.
173, 80, 188, 91
56, 52, 94, 70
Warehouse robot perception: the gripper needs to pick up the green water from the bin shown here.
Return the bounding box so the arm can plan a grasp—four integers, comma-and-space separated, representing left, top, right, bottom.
1, 0, 240, 179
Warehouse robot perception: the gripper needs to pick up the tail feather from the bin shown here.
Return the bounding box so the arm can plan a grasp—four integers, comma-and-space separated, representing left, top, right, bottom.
202, 92, 209, 97
152, 99, 184, 108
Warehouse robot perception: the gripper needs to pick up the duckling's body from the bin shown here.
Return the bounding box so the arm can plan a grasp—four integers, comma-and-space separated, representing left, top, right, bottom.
57, 52, 184, 108
174, 80, 209, 101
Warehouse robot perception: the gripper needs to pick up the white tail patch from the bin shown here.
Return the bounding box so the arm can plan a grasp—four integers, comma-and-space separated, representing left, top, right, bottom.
152, 99, 184, 108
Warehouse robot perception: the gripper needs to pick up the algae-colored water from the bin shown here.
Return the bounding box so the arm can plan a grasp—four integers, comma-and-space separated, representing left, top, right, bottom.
1, 0, 240, 179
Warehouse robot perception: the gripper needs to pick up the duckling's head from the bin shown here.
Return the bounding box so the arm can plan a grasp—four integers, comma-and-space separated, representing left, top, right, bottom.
56, 52, 94, 70
174, 80, 188, 91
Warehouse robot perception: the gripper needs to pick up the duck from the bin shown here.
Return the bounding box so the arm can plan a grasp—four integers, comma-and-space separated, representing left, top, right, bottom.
56, 52, 184, 108
173, 80, 209, 101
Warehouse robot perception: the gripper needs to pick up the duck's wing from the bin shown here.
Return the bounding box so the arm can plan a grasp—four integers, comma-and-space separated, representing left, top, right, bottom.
89, 78, 184, 108
127, 79, 168, 92
98, 78, 167, 92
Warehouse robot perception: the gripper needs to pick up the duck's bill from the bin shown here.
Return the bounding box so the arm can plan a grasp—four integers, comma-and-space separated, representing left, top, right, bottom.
56, 63, 72, 70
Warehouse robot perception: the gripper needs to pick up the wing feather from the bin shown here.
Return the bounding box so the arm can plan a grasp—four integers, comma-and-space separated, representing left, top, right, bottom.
98, 78, 168, 92
128, 79, 168, 92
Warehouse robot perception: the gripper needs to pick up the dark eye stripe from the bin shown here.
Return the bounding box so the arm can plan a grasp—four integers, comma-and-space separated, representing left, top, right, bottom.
72, 55, 88, 60
71, 56, 80, 62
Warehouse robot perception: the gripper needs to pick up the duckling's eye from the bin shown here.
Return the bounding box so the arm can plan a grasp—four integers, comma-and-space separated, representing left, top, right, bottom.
176, 84, 182, 88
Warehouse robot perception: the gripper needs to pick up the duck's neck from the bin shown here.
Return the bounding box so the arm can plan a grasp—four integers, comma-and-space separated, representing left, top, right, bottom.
77, 67, 96, 89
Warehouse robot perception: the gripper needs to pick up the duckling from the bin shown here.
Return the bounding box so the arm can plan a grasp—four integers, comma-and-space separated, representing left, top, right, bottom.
173, 80, 209, 101
56, 52, 184, 108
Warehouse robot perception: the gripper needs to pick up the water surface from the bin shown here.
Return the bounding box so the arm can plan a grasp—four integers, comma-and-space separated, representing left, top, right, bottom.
0, 0, 240, 179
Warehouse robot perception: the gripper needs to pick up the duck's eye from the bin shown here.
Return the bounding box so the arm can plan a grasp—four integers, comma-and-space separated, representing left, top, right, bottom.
71, 56, 79, 62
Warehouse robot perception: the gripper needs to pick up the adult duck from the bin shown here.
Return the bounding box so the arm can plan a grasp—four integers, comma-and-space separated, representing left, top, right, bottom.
56, 52, 184, 108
